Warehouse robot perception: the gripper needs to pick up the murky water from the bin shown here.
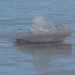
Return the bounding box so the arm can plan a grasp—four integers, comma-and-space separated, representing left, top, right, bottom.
0, 0, 75, 75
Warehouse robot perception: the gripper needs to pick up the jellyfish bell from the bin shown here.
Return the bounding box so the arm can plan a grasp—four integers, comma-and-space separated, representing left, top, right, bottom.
11, 27, 72, 42
30, 14, 56, 33
11, 14, 72, 43
55, 24, 64, 30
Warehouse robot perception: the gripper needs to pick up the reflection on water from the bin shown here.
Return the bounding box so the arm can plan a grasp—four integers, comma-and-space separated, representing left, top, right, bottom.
14, 41, 72, 71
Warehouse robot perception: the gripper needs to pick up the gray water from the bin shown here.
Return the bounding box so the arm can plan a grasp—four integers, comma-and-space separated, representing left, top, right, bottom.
0, 0, 75, 75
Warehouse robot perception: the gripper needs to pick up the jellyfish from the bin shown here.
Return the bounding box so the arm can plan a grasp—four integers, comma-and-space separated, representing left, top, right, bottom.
11, 14, 72, 43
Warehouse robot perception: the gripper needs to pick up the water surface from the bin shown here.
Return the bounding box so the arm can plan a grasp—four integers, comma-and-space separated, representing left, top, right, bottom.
0, 0, 75, 75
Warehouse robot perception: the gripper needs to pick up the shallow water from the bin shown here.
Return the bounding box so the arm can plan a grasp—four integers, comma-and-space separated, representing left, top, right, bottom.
0, 0, 75, 75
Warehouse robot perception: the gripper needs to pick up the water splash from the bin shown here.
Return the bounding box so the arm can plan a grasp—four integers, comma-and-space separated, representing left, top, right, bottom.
30, 14, 56, 32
